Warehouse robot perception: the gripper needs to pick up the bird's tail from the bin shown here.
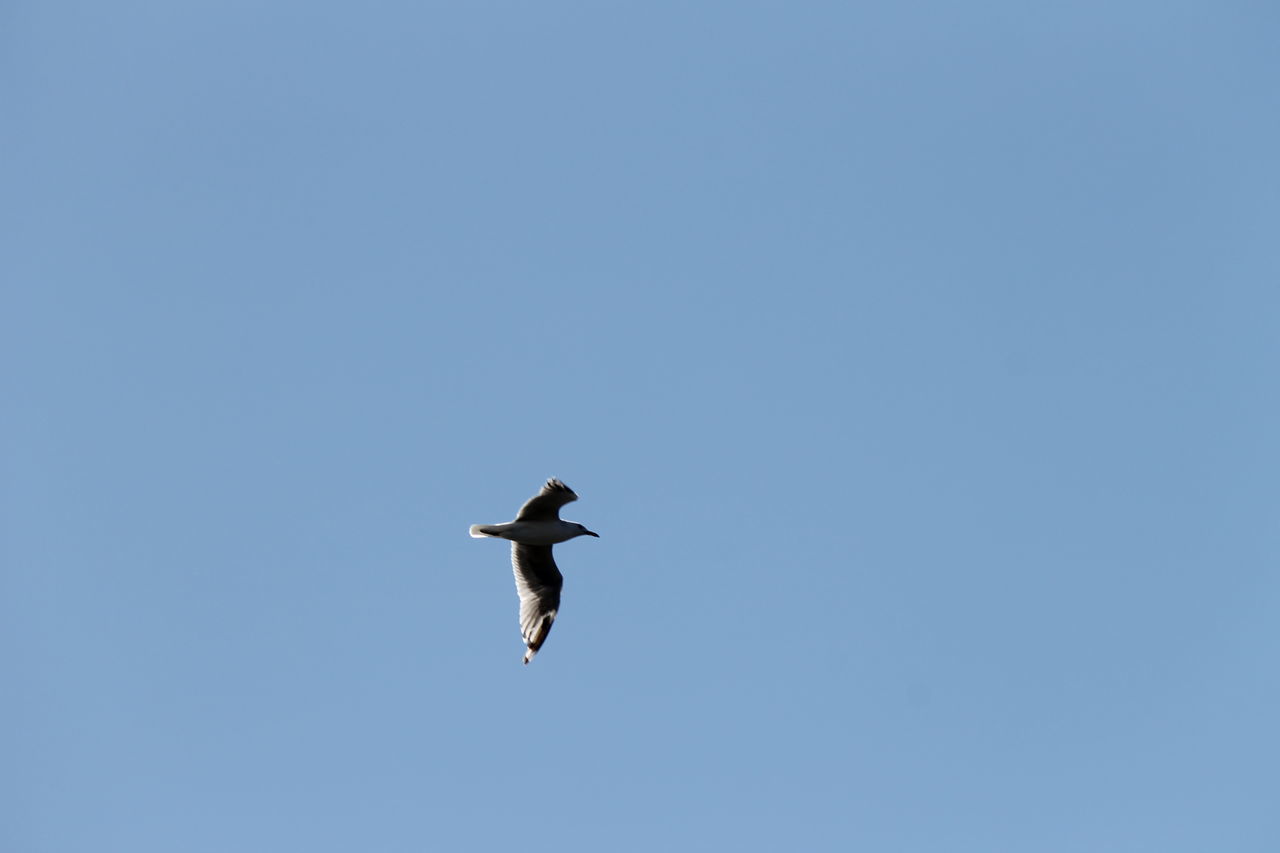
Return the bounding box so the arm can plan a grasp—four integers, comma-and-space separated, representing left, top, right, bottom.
470, 524, 500, 538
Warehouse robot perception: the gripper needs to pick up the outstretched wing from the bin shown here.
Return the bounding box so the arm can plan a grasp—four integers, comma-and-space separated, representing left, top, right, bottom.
514, 478, 578, 521
511, 543, 563, 664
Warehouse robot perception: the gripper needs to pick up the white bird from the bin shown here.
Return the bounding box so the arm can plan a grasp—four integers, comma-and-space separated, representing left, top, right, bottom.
470, 478, 599, 664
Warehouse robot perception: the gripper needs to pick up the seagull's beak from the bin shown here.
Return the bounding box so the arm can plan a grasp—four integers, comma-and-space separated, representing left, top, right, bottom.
584, 529, 600, 538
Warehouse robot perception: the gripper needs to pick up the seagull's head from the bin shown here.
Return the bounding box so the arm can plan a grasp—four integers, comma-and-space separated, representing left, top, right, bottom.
572, 522, 600, 539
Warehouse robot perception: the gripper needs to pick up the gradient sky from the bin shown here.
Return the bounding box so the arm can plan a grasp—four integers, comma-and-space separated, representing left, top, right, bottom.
5, 2, 1279, 851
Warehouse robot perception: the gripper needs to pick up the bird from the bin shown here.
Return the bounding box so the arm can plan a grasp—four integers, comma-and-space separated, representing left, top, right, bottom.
470, 478, 599, 664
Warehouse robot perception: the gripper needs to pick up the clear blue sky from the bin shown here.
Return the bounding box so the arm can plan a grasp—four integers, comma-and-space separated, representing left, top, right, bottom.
5, 2, 1278, 850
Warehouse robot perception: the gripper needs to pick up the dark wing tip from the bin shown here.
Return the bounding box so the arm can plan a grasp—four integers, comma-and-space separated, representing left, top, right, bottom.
544, 478, 576, 496
515, 481, 578, 521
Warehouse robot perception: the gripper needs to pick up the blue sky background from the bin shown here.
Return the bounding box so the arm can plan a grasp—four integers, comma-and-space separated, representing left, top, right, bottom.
4, 2, 1278, 850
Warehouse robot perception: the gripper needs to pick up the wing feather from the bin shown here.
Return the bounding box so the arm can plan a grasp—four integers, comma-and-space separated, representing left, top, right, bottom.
514, 478, 578, 521
511, 543, 563, 664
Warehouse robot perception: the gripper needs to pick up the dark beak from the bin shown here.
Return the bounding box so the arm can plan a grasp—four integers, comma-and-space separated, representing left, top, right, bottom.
585, 529, 600, 537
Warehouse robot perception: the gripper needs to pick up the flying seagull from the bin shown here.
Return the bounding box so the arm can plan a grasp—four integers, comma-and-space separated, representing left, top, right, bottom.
470, 478, 599, 664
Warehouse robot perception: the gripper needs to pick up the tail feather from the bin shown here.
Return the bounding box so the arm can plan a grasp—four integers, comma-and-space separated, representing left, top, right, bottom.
470, 524, 499, 538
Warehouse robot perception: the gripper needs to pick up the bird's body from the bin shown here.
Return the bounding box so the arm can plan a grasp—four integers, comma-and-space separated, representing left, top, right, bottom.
469, 478, 598, 664
469, 519, 590, 546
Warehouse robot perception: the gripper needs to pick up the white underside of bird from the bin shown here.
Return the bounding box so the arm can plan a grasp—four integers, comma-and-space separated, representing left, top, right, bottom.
469, 519, 591, 546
